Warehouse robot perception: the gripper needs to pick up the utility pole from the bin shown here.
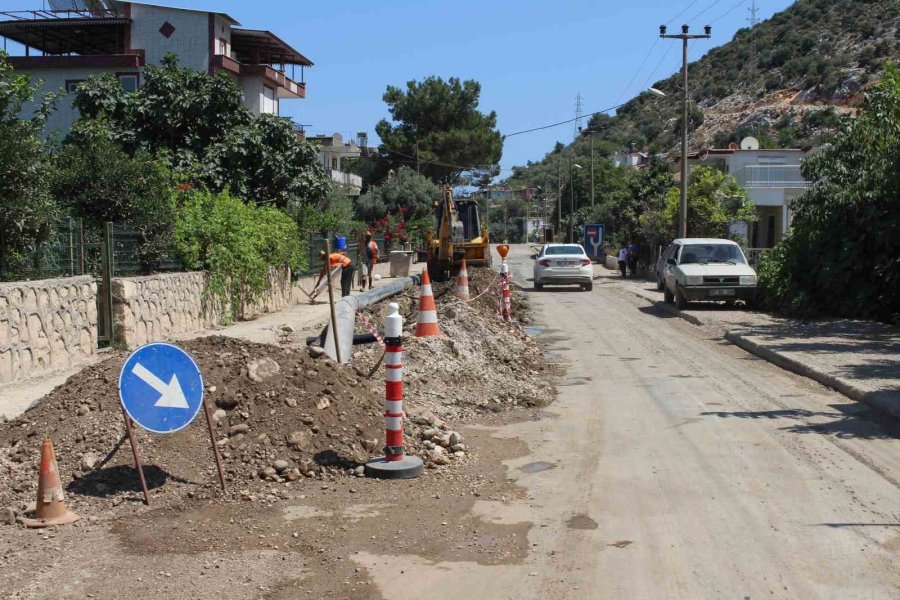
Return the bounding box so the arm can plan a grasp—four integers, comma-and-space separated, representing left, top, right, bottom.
660, 24, 711, 239
415, 140, 420, 173
590, 134, 595, 207
557, 159, 562, 242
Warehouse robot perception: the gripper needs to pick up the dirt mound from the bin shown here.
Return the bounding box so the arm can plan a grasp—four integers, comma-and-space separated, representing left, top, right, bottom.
0, 337, 439, 517
354, 268, 554, 422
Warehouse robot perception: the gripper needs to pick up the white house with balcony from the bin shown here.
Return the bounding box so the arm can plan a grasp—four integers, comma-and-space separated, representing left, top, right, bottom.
0, 0, 312, 136
308, 132, 365, 196
687, 141, 812, 249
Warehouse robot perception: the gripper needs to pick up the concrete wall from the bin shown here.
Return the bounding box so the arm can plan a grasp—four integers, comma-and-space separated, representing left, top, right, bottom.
129, 3, 211, 72
20, 67, 132, 138
239, 75, 279, 116
0, 276, 97, 384
111, 269, 299, 348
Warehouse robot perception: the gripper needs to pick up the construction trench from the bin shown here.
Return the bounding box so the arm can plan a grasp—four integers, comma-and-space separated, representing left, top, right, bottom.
0, 266, 557, 599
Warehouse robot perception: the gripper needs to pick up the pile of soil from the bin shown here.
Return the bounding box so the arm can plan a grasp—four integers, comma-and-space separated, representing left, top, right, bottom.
0, 336, 447, 518
354, 268, 554, 422
0, 267, 553, 522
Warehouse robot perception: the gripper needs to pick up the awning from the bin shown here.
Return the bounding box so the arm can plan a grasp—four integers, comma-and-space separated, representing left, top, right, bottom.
231, 28, 313, 67
0, 17, 129, 55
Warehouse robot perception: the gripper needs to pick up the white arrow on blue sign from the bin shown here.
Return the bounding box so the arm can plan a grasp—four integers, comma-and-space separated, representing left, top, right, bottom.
118, 342, 204, 434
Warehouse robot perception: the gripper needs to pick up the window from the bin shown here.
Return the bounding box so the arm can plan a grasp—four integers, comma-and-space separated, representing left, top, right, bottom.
117, 73, 139, 93
262, 85, 277, 114
65, 80, 85, 93
217, 37, 227, 55
331, 158, 338, 170
679, 243, 746, 265
544, 245, 584, 256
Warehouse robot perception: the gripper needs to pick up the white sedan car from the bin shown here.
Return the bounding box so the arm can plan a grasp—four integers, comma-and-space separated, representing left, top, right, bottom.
533, 243, 593, 291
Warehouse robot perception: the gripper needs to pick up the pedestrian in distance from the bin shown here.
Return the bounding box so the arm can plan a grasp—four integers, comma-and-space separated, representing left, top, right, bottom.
628, 240, 639, 278
361, 232, 380, 291
316, 249, 354, 298
618, 243, 628, 277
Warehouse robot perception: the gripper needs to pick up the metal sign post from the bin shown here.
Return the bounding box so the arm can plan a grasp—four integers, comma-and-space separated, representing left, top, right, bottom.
118, 342, 225, 505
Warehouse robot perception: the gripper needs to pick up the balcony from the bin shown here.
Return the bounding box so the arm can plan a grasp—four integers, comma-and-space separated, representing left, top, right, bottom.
327, 169, 362, 194
734, 165, 811, 190
211, 55, 306, 99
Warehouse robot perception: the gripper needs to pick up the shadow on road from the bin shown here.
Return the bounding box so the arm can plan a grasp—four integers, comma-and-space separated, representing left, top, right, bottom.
701, 403, 900, 440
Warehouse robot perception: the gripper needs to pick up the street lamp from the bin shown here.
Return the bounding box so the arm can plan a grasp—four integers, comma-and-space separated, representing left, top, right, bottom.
660, 23, 712, 239
648, 87, 667, 97
570, 163, 582, 243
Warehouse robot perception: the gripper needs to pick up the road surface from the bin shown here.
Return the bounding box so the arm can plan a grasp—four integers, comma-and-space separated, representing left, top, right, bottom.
362, 244, 900, 599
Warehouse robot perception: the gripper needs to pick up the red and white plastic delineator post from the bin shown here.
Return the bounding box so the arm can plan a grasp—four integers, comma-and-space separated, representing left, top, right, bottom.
456, 258, 470, 301
364, 303, 424, 479
500, 262, 512, 323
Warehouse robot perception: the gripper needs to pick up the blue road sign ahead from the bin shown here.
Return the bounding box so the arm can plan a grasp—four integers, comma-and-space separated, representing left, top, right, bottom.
118, 343, 204, 434
584, 224, 605, 259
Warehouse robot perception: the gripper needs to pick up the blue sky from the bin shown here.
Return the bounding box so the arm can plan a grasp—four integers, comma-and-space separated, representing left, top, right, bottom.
4, 0, 795, 174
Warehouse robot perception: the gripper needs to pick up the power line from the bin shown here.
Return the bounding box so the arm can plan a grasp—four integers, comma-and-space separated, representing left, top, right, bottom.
666, 0, 704, 25
710, 0, 748, 25
502, 100, 632, 139
688, 0, 723, 23
614, 38, 659, 104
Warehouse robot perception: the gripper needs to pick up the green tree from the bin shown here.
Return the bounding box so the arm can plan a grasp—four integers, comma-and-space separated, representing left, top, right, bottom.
355, 167, 441, 224
375, 77, 503, 185
0, 53, 59, 277
758, 64, 900, 323
664, 166, 756, 239
53, 119, 176, 269
73, 55, 328, 209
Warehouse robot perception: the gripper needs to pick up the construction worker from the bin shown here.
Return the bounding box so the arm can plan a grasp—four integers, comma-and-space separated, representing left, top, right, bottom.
361, 232, 380, 290
316, 249, 354, 298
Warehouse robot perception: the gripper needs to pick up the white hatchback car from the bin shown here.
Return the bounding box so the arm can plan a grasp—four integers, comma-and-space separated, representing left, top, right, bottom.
533, 243, 593, 291
658, 238, 758, 308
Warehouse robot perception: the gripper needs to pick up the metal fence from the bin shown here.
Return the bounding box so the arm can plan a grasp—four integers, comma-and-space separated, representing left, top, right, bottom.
3, 218, 84, 281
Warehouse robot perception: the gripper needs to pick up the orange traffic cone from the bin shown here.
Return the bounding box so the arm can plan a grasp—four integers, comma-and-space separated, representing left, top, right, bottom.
456, 258, 470, 301
416, 268, 441, 337
21, 438, 80, 529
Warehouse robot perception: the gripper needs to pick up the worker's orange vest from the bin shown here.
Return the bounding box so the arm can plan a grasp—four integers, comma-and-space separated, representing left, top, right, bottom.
329, 253, 351, 268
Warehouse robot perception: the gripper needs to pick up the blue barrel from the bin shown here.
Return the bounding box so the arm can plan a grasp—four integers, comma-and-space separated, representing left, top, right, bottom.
334, 235, 347, 251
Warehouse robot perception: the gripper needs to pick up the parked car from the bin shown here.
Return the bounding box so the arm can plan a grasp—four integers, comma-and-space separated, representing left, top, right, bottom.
533, 243, 594, 291
657, 238, 757, 309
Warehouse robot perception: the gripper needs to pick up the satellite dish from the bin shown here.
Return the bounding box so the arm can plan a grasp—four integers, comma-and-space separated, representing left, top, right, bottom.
740, 136, 760, 150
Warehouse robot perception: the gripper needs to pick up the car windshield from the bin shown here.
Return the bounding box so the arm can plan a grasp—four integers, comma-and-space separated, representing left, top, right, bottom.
544, 245, 583, 256
679, 244, 746, 265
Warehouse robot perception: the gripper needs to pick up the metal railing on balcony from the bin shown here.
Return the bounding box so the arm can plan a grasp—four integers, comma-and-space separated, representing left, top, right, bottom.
327, 169, 363, 189
734, 165, 811, 190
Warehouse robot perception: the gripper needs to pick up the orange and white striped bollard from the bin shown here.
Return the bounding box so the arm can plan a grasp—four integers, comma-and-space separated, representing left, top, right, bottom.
364, 303, 424, 479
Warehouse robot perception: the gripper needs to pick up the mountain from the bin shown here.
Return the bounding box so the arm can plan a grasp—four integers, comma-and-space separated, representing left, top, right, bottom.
507, 0, 900, 184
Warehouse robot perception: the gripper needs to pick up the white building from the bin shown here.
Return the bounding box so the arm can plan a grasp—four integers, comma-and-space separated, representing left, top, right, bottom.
0, 1, 312, 136
687, 141, 812, 249
611, 149, 650, 169
307, 132, 365, 196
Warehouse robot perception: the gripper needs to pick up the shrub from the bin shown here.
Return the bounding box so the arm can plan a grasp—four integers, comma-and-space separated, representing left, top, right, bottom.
175, 190, 303, 322
0, 52, 59, 278
758, 64, 900, 324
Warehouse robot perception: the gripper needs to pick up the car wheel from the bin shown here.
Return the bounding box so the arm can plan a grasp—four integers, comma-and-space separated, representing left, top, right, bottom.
535, 282, 544, 291
675, 286, 688, 310
663, 284, 674, 304
724, 299, 736, 309
583, 282, 593, 292
656, 274, 665, 291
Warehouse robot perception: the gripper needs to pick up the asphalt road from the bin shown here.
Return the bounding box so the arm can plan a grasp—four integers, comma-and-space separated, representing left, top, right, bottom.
366, 244, 900, 599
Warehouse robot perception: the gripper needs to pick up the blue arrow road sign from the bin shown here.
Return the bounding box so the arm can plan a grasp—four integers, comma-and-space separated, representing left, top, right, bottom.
118, 343, 204, 434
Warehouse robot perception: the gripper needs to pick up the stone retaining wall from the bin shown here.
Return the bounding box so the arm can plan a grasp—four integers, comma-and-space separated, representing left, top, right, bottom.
112, 269, 299, 348
0, 276, 97, 384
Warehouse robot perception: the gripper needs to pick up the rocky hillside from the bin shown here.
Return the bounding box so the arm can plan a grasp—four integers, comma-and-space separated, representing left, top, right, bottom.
510, 0, 900, 182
